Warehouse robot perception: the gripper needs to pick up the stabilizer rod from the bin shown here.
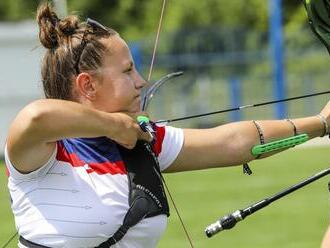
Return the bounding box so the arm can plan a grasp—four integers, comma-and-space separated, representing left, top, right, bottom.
205, 167, 330, 237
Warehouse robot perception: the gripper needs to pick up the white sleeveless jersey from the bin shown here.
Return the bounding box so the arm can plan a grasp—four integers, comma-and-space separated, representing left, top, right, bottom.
5, 125, 184, 248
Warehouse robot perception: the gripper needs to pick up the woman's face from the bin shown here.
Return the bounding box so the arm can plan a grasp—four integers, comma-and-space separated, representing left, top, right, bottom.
92, 35, 147, 113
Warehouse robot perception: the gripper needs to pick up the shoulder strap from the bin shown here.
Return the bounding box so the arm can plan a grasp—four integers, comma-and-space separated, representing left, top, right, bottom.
97, 140, 169, 247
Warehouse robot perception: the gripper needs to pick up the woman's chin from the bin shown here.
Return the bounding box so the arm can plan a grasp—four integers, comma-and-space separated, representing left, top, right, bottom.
131, 107, 141, 113
130, 102, 142, 113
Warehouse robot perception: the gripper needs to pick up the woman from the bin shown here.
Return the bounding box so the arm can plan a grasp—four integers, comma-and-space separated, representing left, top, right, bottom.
5, 3, 330, 248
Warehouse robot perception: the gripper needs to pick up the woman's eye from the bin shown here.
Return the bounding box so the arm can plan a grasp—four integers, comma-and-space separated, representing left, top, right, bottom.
123, 62, 135, 74
124, 67, 133, 73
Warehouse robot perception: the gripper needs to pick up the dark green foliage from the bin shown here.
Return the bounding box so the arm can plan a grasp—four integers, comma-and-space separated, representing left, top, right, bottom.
0, 0, 306, 40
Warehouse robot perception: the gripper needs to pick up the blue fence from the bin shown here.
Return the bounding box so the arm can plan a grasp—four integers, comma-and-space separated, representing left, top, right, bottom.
129, 4, 330, 128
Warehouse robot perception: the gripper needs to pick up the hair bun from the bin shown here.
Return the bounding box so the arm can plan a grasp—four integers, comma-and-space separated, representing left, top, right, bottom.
58, 16, 79, 36
36, 3, 60, 49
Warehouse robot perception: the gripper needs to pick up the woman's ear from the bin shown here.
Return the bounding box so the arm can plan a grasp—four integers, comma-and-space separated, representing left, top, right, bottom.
75, 72, 97, 100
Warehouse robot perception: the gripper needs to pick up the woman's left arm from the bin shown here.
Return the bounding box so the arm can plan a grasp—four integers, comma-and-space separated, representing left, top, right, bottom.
165, 116, 325, 172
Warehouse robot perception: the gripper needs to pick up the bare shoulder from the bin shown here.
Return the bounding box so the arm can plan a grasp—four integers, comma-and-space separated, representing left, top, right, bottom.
6, 101, 56, 173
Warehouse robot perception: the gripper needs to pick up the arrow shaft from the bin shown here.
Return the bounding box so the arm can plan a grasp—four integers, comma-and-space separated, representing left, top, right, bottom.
156, 90, 330, 124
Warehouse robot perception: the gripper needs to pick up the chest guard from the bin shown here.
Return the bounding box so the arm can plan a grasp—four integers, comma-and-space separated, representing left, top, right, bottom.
97, 140, 169, 247
17, 138, 169, 248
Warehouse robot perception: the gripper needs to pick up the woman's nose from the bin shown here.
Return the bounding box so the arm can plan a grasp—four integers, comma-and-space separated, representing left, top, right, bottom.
135, 71, 148, 89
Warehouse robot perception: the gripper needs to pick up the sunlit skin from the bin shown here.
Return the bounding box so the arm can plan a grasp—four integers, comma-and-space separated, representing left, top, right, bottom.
81, 34, 147, 113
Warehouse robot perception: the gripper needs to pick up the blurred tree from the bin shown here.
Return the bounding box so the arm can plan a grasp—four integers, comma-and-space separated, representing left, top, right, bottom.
0, 0, 38, 21
0, 0, 307, 40
164, 0, 268, 31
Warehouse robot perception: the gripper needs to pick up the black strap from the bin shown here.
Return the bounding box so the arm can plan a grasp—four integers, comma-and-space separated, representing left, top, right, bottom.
117, 141, 169, 218
96, 141, 169, 247
96, 195, 150, 247
96, 226, 129, 247
19, 236, 50, 248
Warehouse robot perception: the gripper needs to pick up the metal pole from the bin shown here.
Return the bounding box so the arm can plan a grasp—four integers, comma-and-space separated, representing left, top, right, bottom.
269, 0, 287, 119
229, 76, 242, 122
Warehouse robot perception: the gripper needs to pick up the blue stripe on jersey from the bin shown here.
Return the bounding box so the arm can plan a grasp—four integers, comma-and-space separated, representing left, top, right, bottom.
62, 137, 123, 164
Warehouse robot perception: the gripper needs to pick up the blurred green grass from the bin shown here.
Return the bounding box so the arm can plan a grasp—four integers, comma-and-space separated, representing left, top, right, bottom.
1, 147, 330, 248
0, 161, 17, 247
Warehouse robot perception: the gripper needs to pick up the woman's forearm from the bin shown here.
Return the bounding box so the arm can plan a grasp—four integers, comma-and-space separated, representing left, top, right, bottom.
13, 99, 123, 143
168, 116, 325, 172
232, 116, 324, 163
7, 99, 148, 172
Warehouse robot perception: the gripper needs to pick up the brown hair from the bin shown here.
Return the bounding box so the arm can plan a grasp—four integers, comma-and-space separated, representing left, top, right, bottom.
36, 2, 116, 100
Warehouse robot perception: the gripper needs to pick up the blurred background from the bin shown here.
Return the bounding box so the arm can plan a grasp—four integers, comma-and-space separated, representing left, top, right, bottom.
1, 0, 330, 247
1, 0, 330, 153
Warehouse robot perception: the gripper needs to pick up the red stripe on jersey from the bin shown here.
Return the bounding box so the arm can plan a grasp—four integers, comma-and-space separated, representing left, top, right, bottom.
86, 161, 126, 175
56, 142, 85, 167
5, 166, 10, 177
56, 142, 127, 175
153, 125, 165, 156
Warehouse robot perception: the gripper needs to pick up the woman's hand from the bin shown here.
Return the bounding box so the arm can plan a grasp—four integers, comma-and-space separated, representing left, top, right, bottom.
109, 112, 153, 149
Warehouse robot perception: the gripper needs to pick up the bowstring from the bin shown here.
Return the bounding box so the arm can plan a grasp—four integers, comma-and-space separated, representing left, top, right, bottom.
148, 0, 194, 247
147, 0, 166, 82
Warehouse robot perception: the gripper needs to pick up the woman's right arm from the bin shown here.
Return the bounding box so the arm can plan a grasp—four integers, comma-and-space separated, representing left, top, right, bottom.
7, 99, 148, 173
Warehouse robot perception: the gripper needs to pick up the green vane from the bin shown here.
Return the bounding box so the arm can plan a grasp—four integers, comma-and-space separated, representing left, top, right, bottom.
137, 116, 150, 123
251, 134, 309, 156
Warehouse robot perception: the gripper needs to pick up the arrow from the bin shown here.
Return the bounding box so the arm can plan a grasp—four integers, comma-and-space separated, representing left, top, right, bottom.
155, 90, 330, 124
